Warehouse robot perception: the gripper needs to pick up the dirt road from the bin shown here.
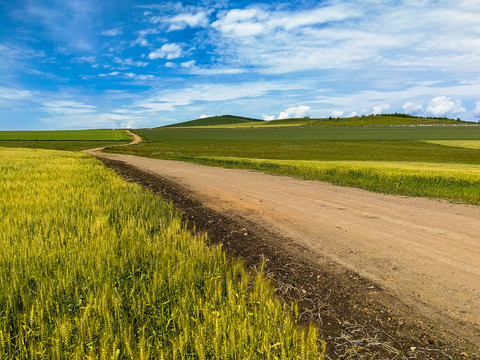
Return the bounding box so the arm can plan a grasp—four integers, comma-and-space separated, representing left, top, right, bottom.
88, 144, 480, 348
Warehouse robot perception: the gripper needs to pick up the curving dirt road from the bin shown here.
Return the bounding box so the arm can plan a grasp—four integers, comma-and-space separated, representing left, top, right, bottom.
86, 135, 480, 349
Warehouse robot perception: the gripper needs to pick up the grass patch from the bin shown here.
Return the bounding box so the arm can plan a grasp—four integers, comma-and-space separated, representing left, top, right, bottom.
0, 140, 130, 151
422, 140, 480, 149
134, 125, 480, 142
0, 147, 323, 359
0, 129, 131, 141
108, 140, 480, 165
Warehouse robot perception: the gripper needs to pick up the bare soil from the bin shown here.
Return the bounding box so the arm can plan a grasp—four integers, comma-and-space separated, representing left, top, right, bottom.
86, 137, 479, 359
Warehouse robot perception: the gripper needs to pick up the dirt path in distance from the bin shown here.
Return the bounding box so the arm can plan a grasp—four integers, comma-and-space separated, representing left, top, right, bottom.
87, 139, 479, 358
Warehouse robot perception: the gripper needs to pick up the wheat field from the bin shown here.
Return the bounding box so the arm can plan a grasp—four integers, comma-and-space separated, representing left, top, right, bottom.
0, 147, 323, 359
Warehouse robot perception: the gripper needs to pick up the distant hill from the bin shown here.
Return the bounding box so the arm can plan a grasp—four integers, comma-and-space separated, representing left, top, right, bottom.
165, 115, 264, 128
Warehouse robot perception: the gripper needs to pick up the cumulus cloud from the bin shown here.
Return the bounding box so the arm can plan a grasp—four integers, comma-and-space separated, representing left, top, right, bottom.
347, 112, 358, 117
402, 102, 424, 115
278, 106, 310, 119
331, 110, 344, 117
372, 104, 391, 115
262, 114, 275, 120
167, 12, 210, 31
148, 43, 183, 60
473, 100, 480, 116
426, 96, 465, 116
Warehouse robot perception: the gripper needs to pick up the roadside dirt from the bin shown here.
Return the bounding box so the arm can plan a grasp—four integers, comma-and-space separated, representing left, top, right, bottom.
86, 135, 479, 359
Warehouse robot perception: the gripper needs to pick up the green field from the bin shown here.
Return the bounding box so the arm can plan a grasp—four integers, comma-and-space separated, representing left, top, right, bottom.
422, 140, 480, 149
107, 120, 480, 204
0, 129, 131, 151
0, 129, 131, 141
0, 147, 323, 359
0, 140, 132, 151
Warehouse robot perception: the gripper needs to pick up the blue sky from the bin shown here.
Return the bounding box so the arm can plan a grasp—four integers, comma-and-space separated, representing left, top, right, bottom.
1, 0, 480, 130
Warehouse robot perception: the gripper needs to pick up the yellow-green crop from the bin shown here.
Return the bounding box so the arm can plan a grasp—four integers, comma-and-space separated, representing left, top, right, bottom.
422, 140, 480, 149
0, 147, 323, 359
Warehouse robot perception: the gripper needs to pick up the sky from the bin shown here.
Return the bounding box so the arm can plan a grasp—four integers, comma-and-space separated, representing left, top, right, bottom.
1, 0, 480, 130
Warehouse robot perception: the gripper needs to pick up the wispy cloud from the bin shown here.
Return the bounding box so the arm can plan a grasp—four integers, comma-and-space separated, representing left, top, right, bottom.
0, 87, 33, 101
102, 28, 122, 36
134, 81, 305, 113
42, 100, 97, 114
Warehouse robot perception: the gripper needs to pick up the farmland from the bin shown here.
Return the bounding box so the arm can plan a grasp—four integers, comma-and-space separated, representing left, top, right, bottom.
0, 129, 130, 141
107, 118, 480, 204
0, 129, 131, 151
0, 147, 323, 359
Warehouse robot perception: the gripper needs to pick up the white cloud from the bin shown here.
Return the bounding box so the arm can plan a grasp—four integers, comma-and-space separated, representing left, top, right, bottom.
165, 62, 177, 68
473, 100, 480, 116
331, 110, 344, 117
199, 114, 209, 119
42, 100, 96, 114
40, 113, 144, 130
262, 114, 275, 120
98, 71, 120, 77
207, 1, 480, 76
426, 96, 465, 116
181, 60, 196, 68
372, 104, 391, 115
114, 57, 148, 67
132, 29, 160, 47
0, 87, 33, 100
269, 5, 361, 31
148, 43, 183, 60
187, 67, 245, 75
212, 9, 267, 37
101, 28, 122, 36
278, 106, 310, 119
402, 102, 424, 114
348, 112, 358, 117
167, 11, 210, 31
134, 81, 304, 113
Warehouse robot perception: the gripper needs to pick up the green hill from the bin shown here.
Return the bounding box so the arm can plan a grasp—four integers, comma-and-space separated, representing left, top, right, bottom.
216, 114, 469, 128
165, 115, 263, 127
163, 114, 470, 129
